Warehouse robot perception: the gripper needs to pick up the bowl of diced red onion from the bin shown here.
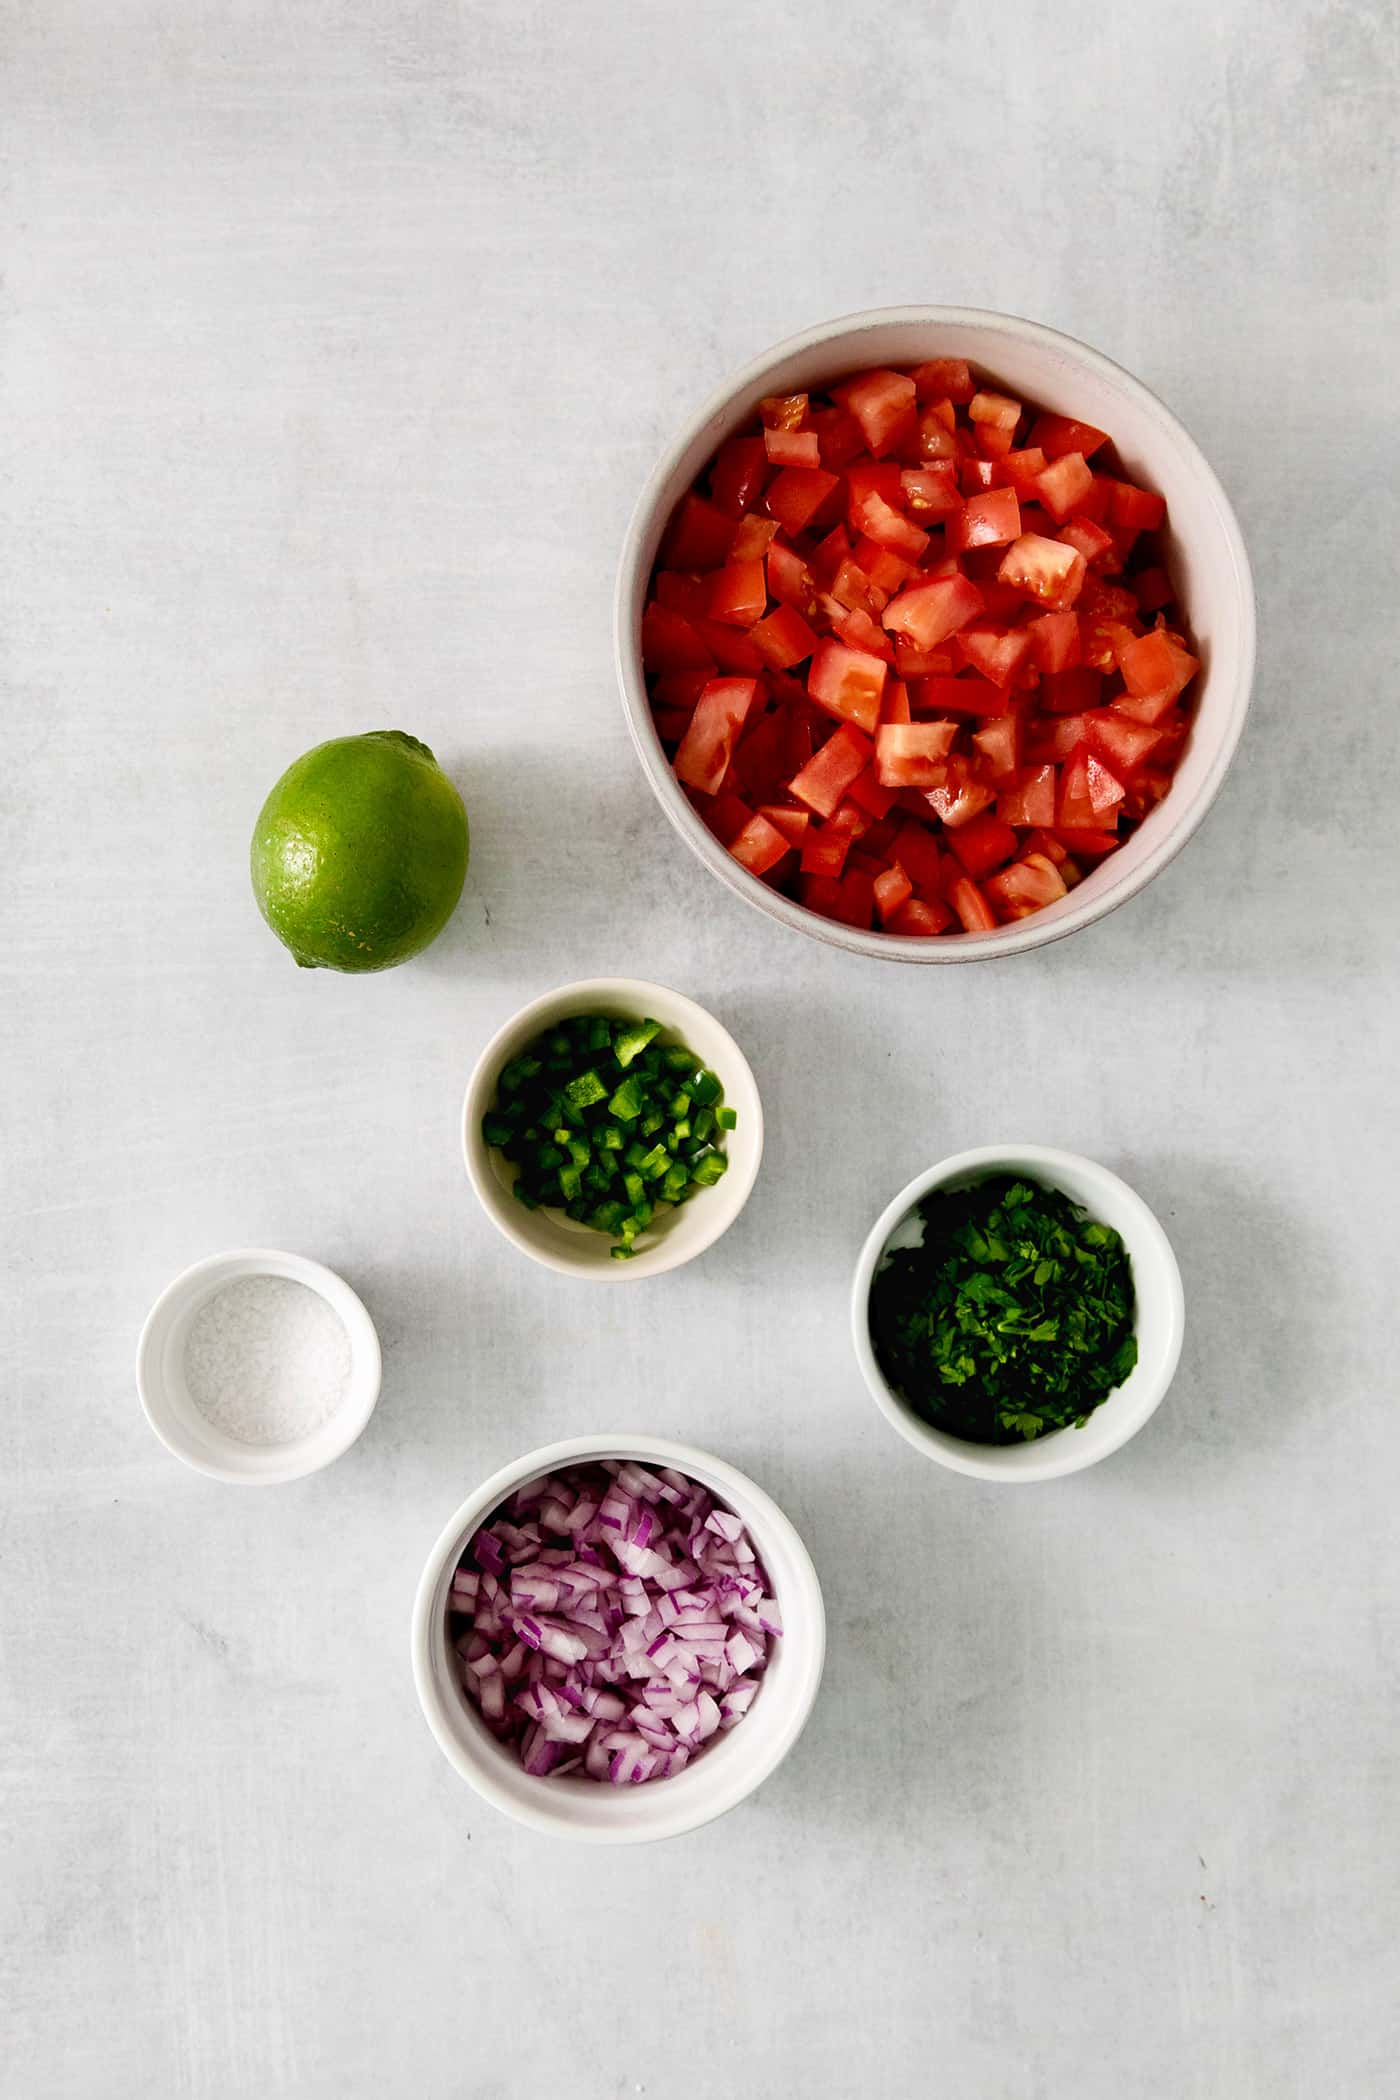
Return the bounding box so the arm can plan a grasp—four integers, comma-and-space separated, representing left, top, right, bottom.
411, 1435, 825, 1842
614, 305, 1255, 961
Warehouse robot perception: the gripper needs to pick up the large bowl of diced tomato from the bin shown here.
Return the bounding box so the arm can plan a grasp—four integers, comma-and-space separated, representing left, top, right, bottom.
614, 307, 1255, 961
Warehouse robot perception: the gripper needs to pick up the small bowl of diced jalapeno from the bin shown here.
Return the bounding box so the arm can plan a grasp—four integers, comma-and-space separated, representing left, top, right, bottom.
463, 978, 764, 1280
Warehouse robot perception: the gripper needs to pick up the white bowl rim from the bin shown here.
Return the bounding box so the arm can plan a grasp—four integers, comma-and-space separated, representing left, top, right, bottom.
614, 302, 1257, 963
134, 1245, 383, 1484
410, 1432, 826, 1842
850, 1144, 1185, 1480
461, 976, 764, 1281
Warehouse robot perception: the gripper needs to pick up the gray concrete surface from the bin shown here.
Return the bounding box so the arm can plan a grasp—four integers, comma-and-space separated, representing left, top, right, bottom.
3, 4, 1397, 2095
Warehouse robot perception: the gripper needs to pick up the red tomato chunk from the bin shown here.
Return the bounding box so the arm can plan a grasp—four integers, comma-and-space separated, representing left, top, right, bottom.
642, 359, 1199, 937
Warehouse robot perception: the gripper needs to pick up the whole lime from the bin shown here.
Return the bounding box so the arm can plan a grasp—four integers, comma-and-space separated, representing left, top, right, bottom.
250, 731, 469, 972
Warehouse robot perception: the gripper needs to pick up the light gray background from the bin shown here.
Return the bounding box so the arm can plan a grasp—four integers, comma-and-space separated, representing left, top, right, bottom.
3, 4, 1397, 2096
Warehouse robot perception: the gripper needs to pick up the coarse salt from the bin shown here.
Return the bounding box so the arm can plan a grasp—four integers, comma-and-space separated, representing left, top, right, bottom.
183, 1275, 351, 1445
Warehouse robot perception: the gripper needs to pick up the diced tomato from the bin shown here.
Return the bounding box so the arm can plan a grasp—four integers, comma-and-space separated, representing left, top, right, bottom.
1110, 480, 1167, 532
968, 391, 1021, 432
757, 803, 810, 848
827, 557, 877, 617
946, 874, 997, 932
653, 706, 692, 743
653, 570, 713, 619
985, 853, 1068, 919
1028, 413, 1109, 461
1131, 566, 1174, 612
1025, 826, 1068, 865
996, 447, 1049, 497
1027, 609, 1082, 672
1058, 745, 1127, 829
1052, 825, 1122, 858
651, 668, 712, 713
894, 642, 956, 678
788, 721, 873, 817
1112, 684, 1184, 726
947, 486, 1021, 552
800, 820, 852, 877
875, 720, 959, 787
806, 522, 849, 586
1082, 709, 1163, 776
996, 763, 1057, 829
673, 678, 760, 795
763, 426, 819, 468
1118, 627, 1199, 701
925, 759, 996, 829
872, 862, 914, 923
975, 579, 1032, 624
1134, 766, 1175, 811
912, 358, 974, 405
826, 600, 893, 661
915, 410, 958, 462
845, 461, 903, 511
709, 436, 768, 518
881, 572, 984, 651
766, 540, 816, 612
642, 602, 715, 675
976, 423, 1017, 460
1057, 516, 1117, 569
646, 358, 1193, 940
1036, 452, 1094, 522
885, 819, 940, 892
660, 492, 738, 571
691, 615, 765, 674
807, 405, 865, 470
829, 799, 871, 842
850, 490, 930, 561
826, 864, 876, 929
908, 671, 1009, 718
797, 873, 843, 918
707, 560, 768, 628
956, 624, 1033, 687
1081, 616, 1141, 673
959, 457, 997, 495
807, 641, 887, 735
971, 715, 1020, 782
847, 762, 898, 819
748, 604, 819, 669
760, 393, 808, 431
1039, 666, 1102, 714
766, 466, 840, 535
839, 369, 917, 458
695, 789, 753, 845
1024, 712, 1092, 764
730, 515, 779, 562
998, 533, 1087, 611
882, 895, 949, 936
851, 536, 912, 595
947, 812, 1018, 878
727, 810, 791, 877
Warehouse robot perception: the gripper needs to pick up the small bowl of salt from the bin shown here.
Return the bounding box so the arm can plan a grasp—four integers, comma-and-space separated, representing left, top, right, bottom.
136, 1248, 382, 1484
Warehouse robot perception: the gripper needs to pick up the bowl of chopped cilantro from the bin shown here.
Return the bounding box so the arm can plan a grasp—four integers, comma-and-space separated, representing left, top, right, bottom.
464, 979, 763, 1279
852, 1146, 1184, 1479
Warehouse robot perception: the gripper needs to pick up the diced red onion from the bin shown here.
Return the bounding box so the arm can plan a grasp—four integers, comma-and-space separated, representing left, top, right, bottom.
448, 1461, 779, 1786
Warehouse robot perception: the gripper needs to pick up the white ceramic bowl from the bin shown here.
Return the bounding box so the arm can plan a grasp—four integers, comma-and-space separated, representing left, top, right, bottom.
615, 305, 1256, 962
851, 1146, 1184, 1480
462, 978, 762, 1281
412, 1434, 825, 1842
135, 1247, 382, 1484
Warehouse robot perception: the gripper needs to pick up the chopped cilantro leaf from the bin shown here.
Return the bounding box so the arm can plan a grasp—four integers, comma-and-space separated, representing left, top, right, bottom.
868, 1175, 1138, 1444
